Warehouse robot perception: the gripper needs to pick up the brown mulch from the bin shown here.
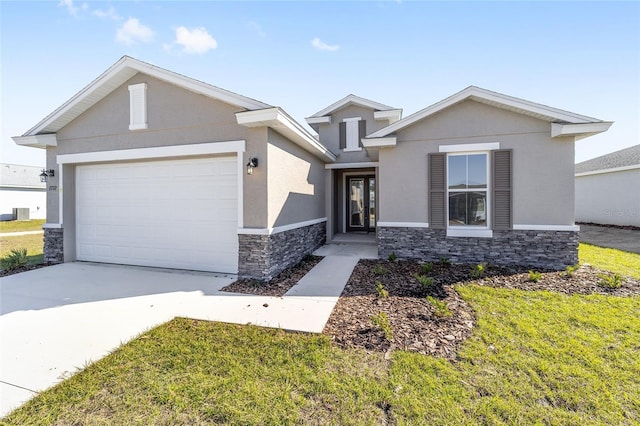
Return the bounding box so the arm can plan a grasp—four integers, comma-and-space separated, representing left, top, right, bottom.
0, 262, 52, 278
220, 255, 323, 297
322, 260, 640, 359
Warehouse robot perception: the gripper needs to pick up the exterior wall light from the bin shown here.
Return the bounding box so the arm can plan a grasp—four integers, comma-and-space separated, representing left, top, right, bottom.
40, 169, 55, 183
246, 157, 258, 175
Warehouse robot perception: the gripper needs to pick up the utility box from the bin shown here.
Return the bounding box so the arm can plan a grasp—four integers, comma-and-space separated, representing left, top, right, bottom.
12, 208, 30, 221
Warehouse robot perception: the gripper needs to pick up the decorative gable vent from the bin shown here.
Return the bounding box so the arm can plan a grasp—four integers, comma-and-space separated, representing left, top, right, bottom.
128, 83, 147, 130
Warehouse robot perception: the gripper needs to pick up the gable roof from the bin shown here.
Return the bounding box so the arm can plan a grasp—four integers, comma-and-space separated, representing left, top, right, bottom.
1, 164, 46, 189
20, 56, 272, 137
368, 86, 612, 139
307, 94, 398, 118
575, 145, 640, 174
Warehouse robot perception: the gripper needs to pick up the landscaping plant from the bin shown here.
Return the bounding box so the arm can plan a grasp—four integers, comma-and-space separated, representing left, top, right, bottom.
388, 252, 397, 262
528, 270, 542, 283
371, 312, 393, 341
373, 264, 389, 276
470, 263, 486, 279
414, 274, 434, 288
426, 296, 453, 318
375, 281, 389, 298
1, 248, 29, 271
598, 273, 623, 289
420, 262, 433, 274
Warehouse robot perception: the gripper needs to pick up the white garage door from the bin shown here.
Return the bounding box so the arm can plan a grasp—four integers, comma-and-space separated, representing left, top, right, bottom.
76, 157, 238, 273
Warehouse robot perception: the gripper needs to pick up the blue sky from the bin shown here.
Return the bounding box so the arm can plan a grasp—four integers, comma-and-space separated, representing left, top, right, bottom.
1, 1, 638, 167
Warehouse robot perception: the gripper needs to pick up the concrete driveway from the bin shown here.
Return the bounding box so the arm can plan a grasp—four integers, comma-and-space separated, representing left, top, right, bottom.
0, 261, 350, 417
579, 224, 640, 254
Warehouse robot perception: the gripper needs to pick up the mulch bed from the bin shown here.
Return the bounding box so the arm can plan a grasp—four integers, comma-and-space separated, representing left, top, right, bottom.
220, 255, 323, 297
0, 262, 52, 278
322, 260, 640, 359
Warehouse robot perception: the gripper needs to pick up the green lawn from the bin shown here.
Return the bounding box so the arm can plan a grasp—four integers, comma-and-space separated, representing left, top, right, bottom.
0, 219, 45, 233
0, 233, 44, 266
579, 242, 640, 279
4, 286, 639, 425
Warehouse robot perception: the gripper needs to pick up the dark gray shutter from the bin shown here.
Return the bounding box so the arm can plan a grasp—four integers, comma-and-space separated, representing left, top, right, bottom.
339, 122, 346, 149
492, 149, 512, 230
429, 153, 446, 229
358, 120, 366, 147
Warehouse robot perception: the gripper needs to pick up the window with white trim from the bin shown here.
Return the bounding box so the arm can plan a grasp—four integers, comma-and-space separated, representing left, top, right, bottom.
447, 153, 489, 227
128, 83, 148, 130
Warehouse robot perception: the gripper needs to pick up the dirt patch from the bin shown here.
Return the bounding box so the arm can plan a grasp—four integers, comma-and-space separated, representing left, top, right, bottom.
220, 256, 323, 297
322, 260, 640, 359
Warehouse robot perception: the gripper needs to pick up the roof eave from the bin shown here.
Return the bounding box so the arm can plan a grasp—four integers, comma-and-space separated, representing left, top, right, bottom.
236, 108, 336, 162
551, 122, 614, 140
12, 134, 57, 149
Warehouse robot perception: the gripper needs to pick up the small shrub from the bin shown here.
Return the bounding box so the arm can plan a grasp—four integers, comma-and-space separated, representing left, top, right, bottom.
564, 264, 580, 278
420, 262, 433, 274
598, 273, 623, 289
470, 263, 486, 279
373, 264, 388, 275
414, 274, 434, 288
439, 257, 452, 267
426, 296, 452, 318
528, 270, 542, 283
371, 312, 393, 341
375, 281, 389, 298
1, 248, 28, 271
388, 252, 397, 262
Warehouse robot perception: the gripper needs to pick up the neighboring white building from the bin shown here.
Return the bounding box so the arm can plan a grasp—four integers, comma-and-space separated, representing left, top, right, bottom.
0, 164, 47, 221
575, 145, 640, 227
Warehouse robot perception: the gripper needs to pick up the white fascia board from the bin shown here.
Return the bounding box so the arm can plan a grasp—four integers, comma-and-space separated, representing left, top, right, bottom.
325, 162, 379, 169
361, 137, 397, 148
374, 109, 403, 123
439, 142, 500, 152
575, 164, 640, 177
305, 116, 331, 125
57, 141, 245, 164
42, 223, 63, 229
23, 56, 270, 136
237, 108, 336, 162
309, 94, 396, 118
513, 224, 580, 231
369, 86, 605, 139
551, 122, 613, 139
12, 134, 58, 149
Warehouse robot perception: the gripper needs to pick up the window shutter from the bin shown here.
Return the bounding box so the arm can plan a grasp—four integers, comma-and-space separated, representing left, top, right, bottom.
358, 119, 366, 147
429, 153, 446, 229
492, 149, 512, 230
339, 122, 346, 149
128, 83, 148, 130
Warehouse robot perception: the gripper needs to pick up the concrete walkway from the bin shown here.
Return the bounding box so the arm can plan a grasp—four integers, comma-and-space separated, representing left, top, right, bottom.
0, 242, 372, 417
0, 230, 44, 237
579, 224, 640, 254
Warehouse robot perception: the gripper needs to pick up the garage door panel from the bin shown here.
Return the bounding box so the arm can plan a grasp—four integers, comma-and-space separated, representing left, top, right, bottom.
76, 157, 238, 273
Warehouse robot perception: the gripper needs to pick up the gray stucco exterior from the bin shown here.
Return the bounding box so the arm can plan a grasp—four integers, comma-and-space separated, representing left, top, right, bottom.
15, 57, 610, 277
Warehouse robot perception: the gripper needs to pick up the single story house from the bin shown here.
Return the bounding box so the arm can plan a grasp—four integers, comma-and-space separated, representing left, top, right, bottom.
14, 56, 612, 278
575, 145, 640, 227
0, 164, 46, 221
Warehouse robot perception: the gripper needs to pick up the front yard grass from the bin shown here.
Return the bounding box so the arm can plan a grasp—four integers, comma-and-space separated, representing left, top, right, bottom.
5, 286, 639, 425
0, 219, 45, 233
0, 233, 44, 266
579, 242, 640, 279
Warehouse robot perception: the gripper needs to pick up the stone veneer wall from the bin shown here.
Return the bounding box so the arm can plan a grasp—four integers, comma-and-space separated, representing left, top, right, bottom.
43, 228, 64, 263
378, 227, 578, 270
238, 221, 326, 279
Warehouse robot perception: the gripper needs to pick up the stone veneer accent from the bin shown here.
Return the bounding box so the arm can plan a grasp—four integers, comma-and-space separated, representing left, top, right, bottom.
378, 227, 578, 270
238, 221, 326, 279
44, 227, 64, 263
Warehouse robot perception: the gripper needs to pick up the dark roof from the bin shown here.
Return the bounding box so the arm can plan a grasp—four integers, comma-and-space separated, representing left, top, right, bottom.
0, 163, 46, 189
575, 145, 640, 174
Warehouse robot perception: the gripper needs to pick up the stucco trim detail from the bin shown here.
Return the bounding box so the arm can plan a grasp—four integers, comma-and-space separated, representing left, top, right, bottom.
238, 217, 327, 236
57, 141, 245, 164
513, 224, 580, 231
551, 122, 613, 140
42, 223, 63, 229
325, 162, 379, 169
447, 228, 493, 238
361, 137, 397, 148
376, 221, 429, 228
12, 134, 58, 149
439, 142, 500, 152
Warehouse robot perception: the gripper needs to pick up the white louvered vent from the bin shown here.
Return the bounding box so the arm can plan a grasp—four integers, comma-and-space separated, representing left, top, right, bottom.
128, 83, 147, 130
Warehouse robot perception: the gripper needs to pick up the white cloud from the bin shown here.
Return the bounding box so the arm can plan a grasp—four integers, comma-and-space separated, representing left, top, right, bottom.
93, 6, 121, 21
311, 37, 340, 52
58, 0, 79, 16
116, 18, 155, 45
174, 26, 218, 54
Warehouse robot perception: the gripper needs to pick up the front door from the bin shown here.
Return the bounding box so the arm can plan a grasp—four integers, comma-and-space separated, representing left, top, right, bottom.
346, 176, 376, 232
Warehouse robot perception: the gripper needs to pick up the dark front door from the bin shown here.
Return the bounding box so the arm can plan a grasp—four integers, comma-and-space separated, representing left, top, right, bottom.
346, 176, 376, 232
